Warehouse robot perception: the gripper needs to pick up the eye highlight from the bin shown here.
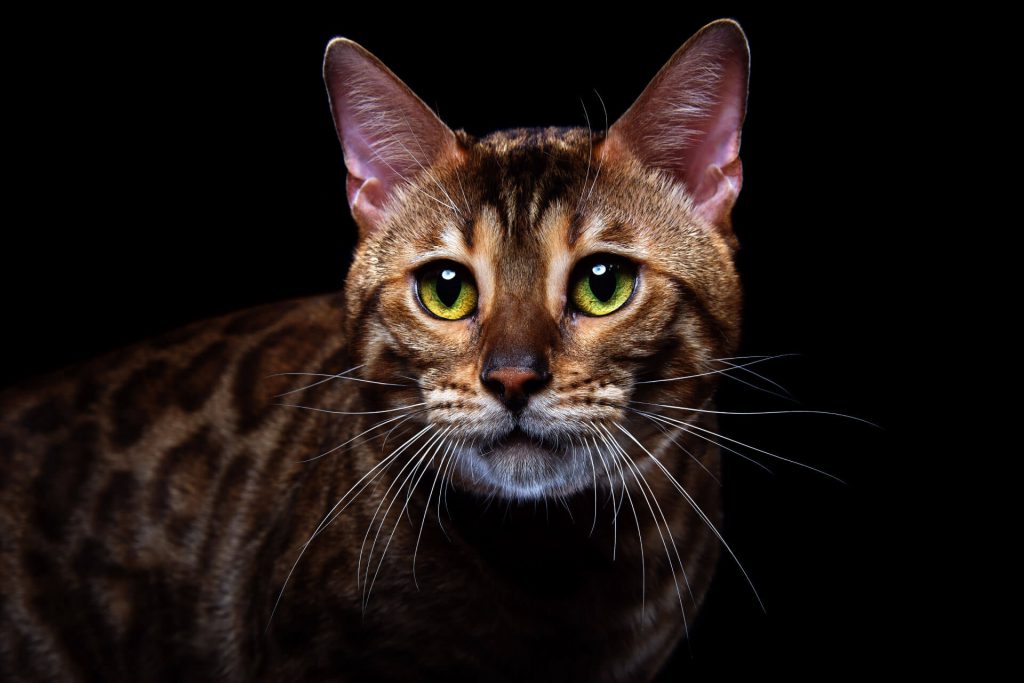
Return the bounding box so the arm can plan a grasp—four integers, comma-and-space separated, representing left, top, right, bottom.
570, 255, 637, 316
416, 261, 478, 320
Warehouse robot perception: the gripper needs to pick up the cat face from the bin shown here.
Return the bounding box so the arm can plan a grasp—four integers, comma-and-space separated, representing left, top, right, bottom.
326, 21, 749, 500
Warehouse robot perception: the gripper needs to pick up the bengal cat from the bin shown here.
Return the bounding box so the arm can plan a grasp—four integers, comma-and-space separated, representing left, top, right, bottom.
0, 18, 750, 682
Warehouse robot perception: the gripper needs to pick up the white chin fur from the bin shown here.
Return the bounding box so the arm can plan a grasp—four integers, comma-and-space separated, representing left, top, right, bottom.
457, 440, 590, 501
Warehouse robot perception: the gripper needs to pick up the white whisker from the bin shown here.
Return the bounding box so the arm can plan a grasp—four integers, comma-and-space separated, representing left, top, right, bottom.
357, 427, 441, 593
300, 409, 427, 463
641, 409, 845, 483
615, 422, 766, 612
412, 436, 456, 588
267, 423, 432, 629
603, 423, 692, 633
397, 112, 469, 218
269, 364, 365, 397
579, 433, 599, 537
714, 358, 794, 398
582, 88, 609, 207
630, 400, 877, 427
633, 354, 795, 385
589, 434, 621, 559
362, 427, 452, 609
574, 96, 594, 219
630, 407, 771, 475
277, 402, 427, 416
592, 424, 647, 621
271, 370, 412, 392
627, 409, 722, 485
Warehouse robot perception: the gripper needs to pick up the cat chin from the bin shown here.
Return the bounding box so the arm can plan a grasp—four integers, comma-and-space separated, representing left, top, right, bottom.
455, 430, 591, 501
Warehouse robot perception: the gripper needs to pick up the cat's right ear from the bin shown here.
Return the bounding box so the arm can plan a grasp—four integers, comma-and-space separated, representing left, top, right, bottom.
323, 38, 461, 237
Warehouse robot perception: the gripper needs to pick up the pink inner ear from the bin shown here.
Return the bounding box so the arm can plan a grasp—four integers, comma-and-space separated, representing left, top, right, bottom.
337, 83, 421, 211
341, 121, 384, 208
346, 174, 387, 230
606, 22, 749, 234
685, 57, 747, 208
340, 107, 401, 218
324, 39, 457, 233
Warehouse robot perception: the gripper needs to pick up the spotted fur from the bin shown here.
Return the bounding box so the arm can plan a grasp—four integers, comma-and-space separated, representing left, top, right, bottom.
1, 19, 750, 681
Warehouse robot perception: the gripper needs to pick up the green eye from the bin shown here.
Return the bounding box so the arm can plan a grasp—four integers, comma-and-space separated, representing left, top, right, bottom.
570, 256, 637, 316
416, 261, 478, 320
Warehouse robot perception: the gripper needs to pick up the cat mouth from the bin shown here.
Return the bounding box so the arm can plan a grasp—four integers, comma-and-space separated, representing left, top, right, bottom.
486, 427, 556, 458
458, 426, 584, 499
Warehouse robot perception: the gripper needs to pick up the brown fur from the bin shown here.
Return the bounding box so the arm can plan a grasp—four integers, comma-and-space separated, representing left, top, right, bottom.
1, 20, 749, 682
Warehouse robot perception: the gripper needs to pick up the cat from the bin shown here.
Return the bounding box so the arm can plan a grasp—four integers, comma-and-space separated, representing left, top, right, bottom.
0, 17, 750, 682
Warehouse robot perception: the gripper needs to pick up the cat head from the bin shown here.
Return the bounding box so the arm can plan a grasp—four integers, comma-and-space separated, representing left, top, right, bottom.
324, 19, 749, 501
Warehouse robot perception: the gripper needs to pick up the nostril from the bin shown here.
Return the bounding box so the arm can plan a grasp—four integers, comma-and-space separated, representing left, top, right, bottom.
482, 377, 506, 397
522, 370, 551, 396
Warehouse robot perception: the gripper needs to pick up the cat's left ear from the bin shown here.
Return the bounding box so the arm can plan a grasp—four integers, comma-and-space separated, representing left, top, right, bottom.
323, 38, 462, 236
602, 19, 750, 242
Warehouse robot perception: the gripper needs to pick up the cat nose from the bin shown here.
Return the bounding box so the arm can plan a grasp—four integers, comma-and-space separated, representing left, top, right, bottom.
480, 363, 551, 412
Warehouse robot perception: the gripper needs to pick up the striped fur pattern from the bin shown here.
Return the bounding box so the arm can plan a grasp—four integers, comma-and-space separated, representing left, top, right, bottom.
1, 19, 749, 682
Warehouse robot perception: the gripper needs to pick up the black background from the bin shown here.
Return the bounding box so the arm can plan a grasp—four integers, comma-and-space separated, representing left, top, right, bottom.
6, 7, 935, 678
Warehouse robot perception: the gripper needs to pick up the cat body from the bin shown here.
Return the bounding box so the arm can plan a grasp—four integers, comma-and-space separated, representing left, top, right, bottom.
1, 19, 750, 682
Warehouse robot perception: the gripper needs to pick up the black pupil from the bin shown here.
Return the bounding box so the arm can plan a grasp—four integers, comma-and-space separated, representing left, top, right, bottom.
589, 263, 617, 301
436, 268, 462, 307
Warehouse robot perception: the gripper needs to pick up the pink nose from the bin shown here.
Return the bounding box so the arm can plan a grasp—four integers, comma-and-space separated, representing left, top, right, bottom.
480, 367, 550, 412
